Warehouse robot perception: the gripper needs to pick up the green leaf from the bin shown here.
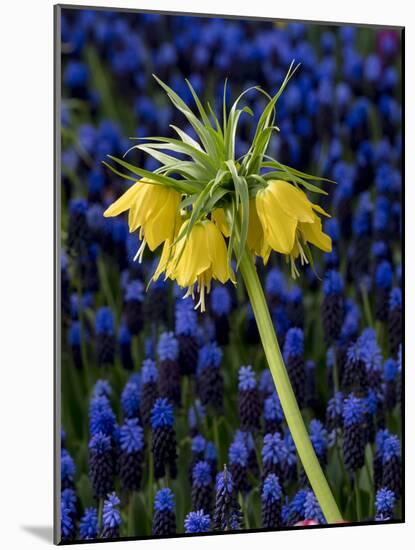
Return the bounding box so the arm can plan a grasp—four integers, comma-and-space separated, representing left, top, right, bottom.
106, 155, 200, 194
128, 137, 216, 174
153, 74, 218, 160
102, 161, 137, 182
226, 160, 249, 267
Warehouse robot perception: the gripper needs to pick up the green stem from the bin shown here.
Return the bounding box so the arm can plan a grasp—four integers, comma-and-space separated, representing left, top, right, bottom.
361, 286, 374, 328
213, 416, 221, 466
332, 346, 339, 393
354, 472, 362, 521
98, 498, 104, 535
238, 246, 343, 523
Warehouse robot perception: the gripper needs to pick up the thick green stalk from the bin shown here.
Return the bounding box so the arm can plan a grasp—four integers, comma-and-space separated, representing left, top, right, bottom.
238, 246, 343, 523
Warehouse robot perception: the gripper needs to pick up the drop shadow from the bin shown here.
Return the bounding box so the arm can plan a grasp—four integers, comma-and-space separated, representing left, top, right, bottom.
21, 525, 53, 543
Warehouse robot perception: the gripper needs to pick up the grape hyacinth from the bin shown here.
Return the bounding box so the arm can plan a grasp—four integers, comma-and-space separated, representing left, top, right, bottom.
283, 328, 305, 408
375, 488, 396, 521
381, 434, 402, 499
140, 359, 159, 425
192, 460, 213, 514
383, 358, 398, 411
184, 510, 211, 533
342, 340, 368, 395
102, 492, 122, 539
197, 342, 224, 411
61, 449, 76, 490
322, 270, 345, 345
121, 379, 140, 421
119, 418, 144, 491
388, 287, 402, 357
157, 331, 181, 406
150, 398, 177, 479
152, 488, 176, 536
263, 392, 284, 434
118, 323, 134, 370
214, 468, 243, 531
238, 366, 261, 431
175, 299, 199, 375
79, 508, 98, 540
262, 432, 287, 481
67, 198, 90, 256
88, 432, 114, 499
95, 307, 115, 367
375, 260, 393, 322
261, 473, 283, 528
124, 279, 144, 335
189, 435, 207, 482
61, 502, 75, 542
228, 438, 250, 493
342, 394, 366, 473
61, 488, 77, 521
89, 395, 116, 437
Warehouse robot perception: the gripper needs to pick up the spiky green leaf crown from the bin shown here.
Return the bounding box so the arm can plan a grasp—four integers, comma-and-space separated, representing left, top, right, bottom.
104, 61, 333, 267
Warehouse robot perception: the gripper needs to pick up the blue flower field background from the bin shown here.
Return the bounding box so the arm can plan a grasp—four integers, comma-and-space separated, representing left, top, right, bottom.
59, 7, 403, 542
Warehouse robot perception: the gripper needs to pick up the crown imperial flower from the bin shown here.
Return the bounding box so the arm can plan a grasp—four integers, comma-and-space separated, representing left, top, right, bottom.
154, 219, 234, 311
104, 178, 181, 261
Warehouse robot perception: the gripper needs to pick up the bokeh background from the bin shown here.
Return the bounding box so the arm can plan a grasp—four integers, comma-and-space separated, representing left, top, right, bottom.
59, 6, 403, 543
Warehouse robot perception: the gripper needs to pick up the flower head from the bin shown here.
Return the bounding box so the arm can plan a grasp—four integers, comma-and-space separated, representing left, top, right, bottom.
228, 440, 248, 467
80, 508, 98, 540
193, 460, 212, 487
102, 493, 122, 530
343, 394, 365, 427
262, 473, 282, 503
121, 380, 140, 419
264, 393, 283, 423
375, 488, 396, 521
153, 219, 234, 311
119, 418, 144, 454
262, 432, 287, 465
255, 180, 331, 276
104, 178, 181, 260
150, 397, 174, 428
141, 358, 158, 384
184, 510, 211, 533
154, 488, 175, 512
238, 365, 257, 391
198, 342, 223, 371
157, 331, 179, 362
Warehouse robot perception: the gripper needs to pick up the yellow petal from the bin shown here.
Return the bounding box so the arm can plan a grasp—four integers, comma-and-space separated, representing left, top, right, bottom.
300, 216, 332, 253
204, 220, 231, 283
152, 239, 173, 281
212, 209, 230, 237
103, 182, 142, 217
311, 202, 331, 218
256, 188, 297, 254
143, 189, 181, 250
174, 222, 211, 288
247, 199, 264, 253
267, 180, 315, 223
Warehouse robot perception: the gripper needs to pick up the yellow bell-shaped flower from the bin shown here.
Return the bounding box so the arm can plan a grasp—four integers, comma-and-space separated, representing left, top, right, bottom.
103, 178, 181, 261
255, 179, 332, 274
153, 219, 234, 311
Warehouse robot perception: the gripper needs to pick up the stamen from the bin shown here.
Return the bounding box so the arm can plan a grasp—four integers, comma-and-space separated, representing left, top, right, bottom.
290, 256, 300, 279
183, 285, 195, 300
296, 239, 309, 266
134, 238, 147, 263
